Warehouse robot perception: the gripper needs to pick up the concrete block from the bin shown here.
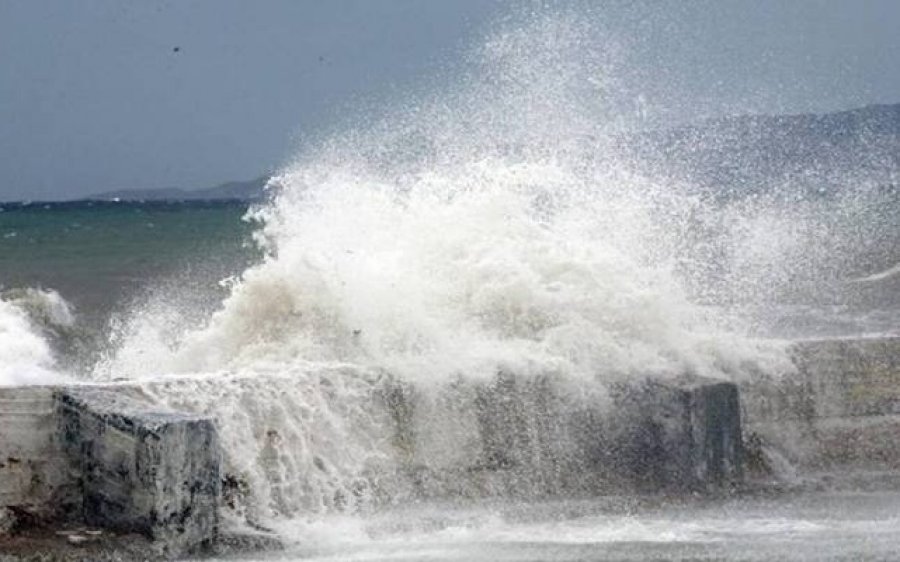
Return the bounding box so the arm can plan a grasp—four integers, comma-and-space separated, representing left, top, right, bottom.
612, 377, 743, 492
742, 336, 900, 472
378, 373, 743, 499
0, 386, 76, 520
56, 387, 221, 556
467, 374, 640, 496
792, 337, 900, 419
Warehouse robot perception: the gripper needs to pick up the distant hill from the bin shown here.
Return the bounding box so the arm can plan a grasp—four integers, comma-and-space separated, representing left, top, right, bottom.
85, 176, 269, 202
82, 103, 900, 203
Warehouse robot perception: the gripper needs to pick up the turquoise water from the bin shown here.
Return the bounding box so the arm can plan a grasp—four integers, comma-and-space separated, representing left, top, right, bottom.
0, 200, 261, 374
0, 200, 259, 323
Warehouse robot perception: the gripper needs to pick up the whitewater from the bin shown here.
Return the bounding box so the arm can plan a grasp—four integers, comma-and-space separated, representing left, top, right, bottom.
0, 288, 74, 386
86, 13, 793, 521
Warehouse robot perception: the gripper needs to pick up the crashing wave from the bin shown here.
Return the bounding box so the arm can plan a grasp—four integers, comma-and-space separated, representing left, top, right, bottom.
0, 288, 73, 385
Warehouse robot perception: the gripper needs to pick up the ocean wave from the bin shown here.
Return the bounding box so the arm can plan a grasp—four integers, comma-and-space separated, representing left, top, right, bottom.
88, 12, 796, 520
0, 288, 73, 385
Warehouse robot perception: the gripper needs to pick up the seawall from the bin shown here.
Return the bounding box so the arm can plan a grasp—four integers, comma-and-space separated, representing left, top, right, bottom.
743, 335, 900, 483
4, 335, 897, 558
0, 372, 743, 558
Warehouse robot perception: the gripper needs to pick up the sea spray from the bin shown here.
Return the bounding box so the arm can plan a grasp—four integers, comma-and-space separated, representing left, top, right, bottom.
0, 288, 73, 385
99, 13, 789, 383
92, 12, 794, 522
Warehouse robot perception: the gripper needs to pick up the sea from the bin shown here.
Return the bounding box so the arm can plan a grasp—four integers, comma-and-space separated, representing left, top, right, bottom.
2, 9, 900, 562
0, 199, 257, 321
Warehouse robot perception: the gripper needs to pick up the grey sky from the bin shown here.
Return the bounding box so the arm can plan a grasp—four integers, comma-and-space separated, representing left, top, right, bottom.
1, 1, 898, 202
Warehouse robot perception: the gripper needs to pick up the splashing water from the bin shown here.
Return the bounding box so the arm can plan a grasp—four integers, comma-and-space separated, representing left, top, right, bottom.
80, 13, 807, 523
98, 14, 788, 384
0, 288, 73, 385
91, 13, 800, 517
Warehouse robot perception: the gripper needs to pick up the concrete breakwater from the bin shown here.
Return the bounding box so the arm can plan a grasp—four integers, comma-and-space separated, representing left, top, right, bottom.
2, 335, 897, 558
1, 373, 742, 558
743, 336, 900, 482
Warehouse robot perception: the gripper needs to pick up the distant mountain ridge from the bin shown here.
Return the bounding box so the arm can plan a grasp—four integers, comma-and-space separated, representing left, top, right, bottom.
84, 176, 269, 202
81, 103, 899, 202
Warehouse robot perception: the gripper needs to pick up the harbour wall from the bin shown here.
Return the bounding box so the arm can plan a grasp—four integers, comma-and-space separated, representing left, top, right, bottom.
4, 335, 899, 557
742, 336, 900, 480
1, 373, 741, 557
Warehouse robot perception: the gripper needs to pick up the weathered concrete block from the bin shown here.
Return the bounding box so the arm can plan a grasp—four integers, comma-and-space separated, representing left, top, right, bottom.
56, 387, 221, 556
612, 377, 743, 492
792, 337, 900, 419
742, 336, 900, 472
0, 386, 76, 521
377, 373, 743, 500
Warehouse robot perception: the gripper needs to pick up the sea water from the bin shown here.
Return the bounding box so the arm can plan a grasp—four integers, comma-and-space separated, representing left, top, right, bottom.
213, 492, 900, 561
2, 7, 899, 561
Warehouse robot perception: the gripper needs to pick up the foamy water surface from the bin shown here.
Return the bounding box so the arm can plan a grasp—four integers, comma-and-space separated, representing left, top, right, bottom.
209, 492, 900, 561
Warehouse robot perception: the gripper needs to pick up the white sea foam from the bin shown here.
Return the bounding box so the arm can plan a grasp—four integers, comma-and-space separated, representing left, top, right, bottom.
236, 494, 900, 562
0, 288, 72, 385
98, 13, 790, 385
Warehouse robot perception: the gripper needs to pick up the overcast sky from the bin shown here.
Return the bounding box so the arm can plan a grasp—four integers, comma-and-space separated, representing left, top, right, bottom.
1, 1, 899, 202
